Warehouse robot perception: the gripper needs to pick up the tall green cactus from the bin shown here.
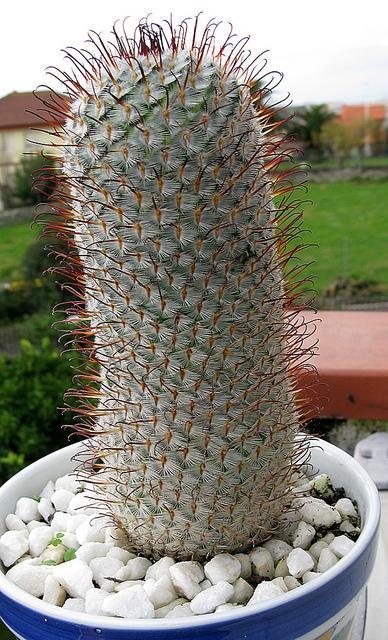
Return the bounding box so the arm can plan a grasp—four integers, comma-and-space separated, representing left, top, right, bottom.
38, 17, 314, 559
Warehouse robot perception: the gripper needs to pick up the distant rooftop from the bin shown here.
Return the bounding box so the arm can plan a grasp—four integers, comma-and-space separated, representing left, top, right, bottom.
0, 91, 66, 131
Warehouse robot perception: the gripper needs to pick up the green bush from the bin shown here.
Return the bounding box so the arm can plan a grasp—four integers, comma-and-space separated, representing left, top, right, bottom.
0, 339, 81, 484
0, 279, 60, 324
0, 156, 56, 209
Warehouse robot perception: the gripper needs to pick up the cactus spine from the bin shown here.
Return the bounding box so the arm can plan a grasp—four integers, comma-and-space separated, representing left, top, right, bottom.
39, 17, 314, 559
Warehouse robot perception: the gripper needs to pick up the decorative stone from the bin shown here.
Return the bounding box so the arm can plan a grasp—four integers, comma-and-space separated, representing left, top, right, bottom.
67, 493, 96, 516
249, 547, 274, 578
15, 498, 41, 523
154, 598, 187, 618
61, 532, 80, 550
143, 574, 178, 608
51, 489, 75, 513
340, 520, 359, 534
6, 563, 51, 597
118, 557, 152, 580
145, 556, 175, 581
40, 543, 66, 564
293, 497, 341, 528
248, 581, 285, 605
302, 571, 321, 584
28, 525, 53, 557
85, 588, 109, 615
114, 580, 145, 592
53, 559, 94, 598
233, 553, 252, 580
55, 474, 82, 494
107, 547, 135, 563
101, 585, 155, 618
0, 530, 29, 567
317, 547, 338, 572
274, 558, 289, 578
271, 577, 288, 592
165, 603, 194, 618
75, 542, 111, 564
75, 517, 105, 545
335, 498, 358, 519
90, 556, 124, 591
5, 514, 27, 531
286, 548, 314, 578
329, 535, 355, 558
190, 581, 234, 614
104, 526, 129, 547
50, 511, 70, 533
284, 575, 301, 590
169, 561, 204, 599
200, 579, 212, 591
27, 520, 46, 532
309, 540, 328, 560
292, 521, 316, 549
43, 575, 67, 607
63, 598, 85, 612
321, 532, 335, 544
204, 553, 241, 584
230, 577, 254, 604
40, 481, 55, 500
38, 498, 55, 523
263, 539, 292, 564
66, 514, 89, 533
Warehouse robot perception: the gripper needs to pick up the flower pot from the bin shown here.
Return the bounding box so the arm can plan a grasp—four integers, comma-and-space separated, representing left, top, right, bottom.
0, 439, 379, 640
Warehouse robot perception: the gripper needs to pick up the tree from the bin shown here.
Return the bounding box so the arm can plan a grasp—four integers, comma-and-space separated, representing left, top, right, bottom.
292, 104, 336, 158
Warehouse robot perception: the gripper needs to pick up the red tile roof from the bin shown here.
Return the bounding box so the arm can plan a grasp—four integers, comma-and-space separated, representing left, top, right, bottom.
0, 91, 67, 130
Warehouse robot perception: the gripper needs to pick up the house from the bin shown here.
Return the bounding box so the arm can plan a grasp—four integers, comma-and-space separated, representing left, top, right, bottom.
0, 91, 66, 188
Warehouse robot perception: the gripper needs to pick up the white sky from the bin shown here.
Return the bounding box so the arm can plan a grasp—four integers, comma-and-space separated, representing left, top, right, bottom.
1, 0, 388, 106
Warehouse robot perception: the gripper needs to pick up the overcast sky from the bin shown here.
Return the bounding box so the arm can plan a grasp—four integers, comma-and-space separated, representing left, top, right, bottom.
1, 0, 388, 106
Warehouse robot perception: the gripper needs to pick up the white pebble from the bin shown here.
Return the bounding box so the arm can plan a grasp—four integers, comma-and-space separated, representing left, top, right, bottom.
200, 579, 212, 590
40, 481, 55, 500
66, 514, 88, 533
249, 547, 274, 578
335, 498, 358, 519
41, 543, 65, 564
102, 585, 155, 618
286, 548, 314, 578
230, 577, 254, 604
61, 532, 79, 550
340, 520, 359, 534
15, 497, 41, 523
55, 474, 82, 494
0, 530, 29, 567
302, 571, 321, 584
76, 542, 113, 564
85, 588, 109, 615
114, 580, 145, 592
145, 556, 175, 581
51, 489, 75, 513
263, 539, 292, 564
43, 575, 67, 606
120, 557, 152, 580
317, 547, 338, 572
155, 598, 187, 618
294, 497, 341, 528
107, 547, 135, 563
27, 520, 46, 532
309, 540, 328, 560
75, 517, 105, 545
53, 559, 94, 598
63, 598, 85, 612
204, 553, 241, 584
51, 511, 70, 533
190, 581, 234, 614
90, 557, 123, 591
143, 574, 178, 608
215, 603, 239, 612
248, 581, 285, 605
28, 525, 53, 557
329, 535, 355, 558
6, 563, 51, 597
5, 514, 27, 531
274, 558, 289, 578
321, 532, 335, 544
169, 561, 204, 599
292, 521, 316, 549
38, 498, 55, 523
165, 603, 194, 618
271, 577, 288, 592
233, 553, 252, 579
284, 576, 301, 590
104, 526, 128, 547
67, 492, 96, 515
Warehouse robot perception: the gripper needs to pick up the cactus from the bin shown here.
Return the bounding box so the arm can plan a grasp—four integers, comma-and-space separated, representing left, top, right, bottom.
36, 16, 315, 560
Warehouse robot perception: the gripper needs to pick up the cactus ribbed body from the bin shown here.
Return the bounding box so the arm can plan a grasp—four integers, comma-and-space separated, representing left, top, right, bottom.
43, 20, 311, 559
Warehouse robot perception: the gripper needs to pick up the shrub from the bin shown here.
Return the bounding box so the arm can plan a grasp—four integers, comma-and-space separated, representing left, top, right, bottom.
0, 340, 81, 484
0, 156, 56, 209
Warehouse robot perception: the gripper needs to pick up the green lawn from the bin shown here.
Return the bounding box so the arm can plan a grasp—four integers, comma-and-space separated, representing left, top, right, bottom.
1, 182, 388, 297
0, 221, 38, 283
298, 181, 388, 294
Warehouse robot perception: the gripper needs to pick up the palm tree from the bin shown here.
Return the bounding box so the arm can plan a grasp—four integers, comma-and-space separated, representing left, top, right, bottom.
292, 104, 336, 159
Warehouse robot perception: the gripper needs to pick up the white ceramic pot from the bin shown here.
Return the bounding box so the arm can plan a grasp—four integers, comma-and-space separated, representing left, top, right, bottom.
0, 439, 380, 640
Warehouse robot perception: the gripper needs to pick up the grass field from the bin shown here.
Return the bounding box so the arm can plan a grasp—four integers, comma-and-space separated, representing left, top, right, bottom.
300, 181, 388, 294
0, 181, 388, 296
0, 221, 38, 283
